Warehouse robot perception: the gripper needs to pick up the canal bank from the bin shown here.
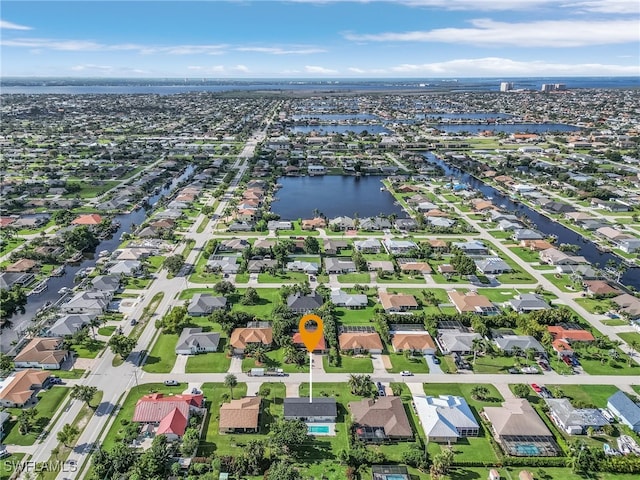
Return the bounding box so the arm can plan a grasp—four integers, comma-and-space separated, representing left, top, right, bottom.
1, 164, 197, 353
422, 152, 639, 290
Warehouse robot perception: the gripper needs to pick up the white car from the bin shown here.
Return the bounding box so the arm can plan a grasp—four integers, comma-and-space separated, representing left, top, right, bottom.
400, 371, 413, 376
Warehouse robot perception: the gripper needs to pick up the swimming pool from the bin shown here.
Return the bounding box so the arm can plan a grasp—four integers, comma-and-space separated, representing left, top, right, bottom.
308, 425, 330, 434
515, 444, 540, 455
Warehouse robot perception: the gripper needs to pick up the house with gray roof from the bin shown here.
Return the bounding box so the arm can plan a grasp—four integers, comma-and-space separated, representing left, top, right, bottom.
187, 294, 227, 316
175, 328, 220, 355
60, 291, 109, 316
414, 395, 479, 443
286, 260, 319, 274
394, 218, 418, 231
267, 220, 292, 231
360, 217, 392, 231
513, 229, 544, 241
330, 289, 368, 309
108, 260, 141, 276
354, 238, 381, 253
607, 391, 640, 433
329, 216, 355, 230
437, 329, 481, 354
545, 398, 608, 435
383, 239, 417, 255
324, 257, 356, 274
427, 217, 456, 228
284, 397, 337, 422
47, 314, 94, 337
287, 292, 324, 313
247, 259, 277, 273
0, 272, 34, 290
452, 241, 488, 255
91, 275, 121, 293
206, 256, 239, 274
509, 294, 550, 313
475, 258, 512, 274
493, 333, 545, 355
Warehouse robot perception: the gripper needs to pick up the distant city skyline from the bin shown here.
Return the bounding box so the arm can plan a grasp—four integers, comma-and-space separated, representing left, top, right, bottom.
1, 0, 639, 78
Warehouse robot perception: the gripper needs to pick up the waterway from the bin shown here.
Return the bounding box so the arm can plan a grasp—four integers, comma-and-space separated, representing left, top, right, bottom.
1, 164, 196, 351
271, 175, 406, 220
290, 125, 390, 135
432, 123, 579, 134
423, 152, 639, 289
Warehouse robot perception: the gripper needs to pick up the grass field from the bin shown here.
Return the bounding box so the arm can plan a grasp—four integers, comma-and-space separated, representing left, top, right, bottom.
336, 273, 371, 283
142, 333, 178, 373
258, 271, 309, 284
323, 355, 373, 373
70, 339, 105, 359
185, 340, 231, 373
386, 353, 429, 373
229, 288, 281, 318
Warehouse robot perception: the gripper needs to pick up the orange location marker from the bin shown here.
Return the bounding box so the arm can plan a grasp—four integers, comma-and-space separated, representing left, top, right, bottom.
298, 314, 324, 353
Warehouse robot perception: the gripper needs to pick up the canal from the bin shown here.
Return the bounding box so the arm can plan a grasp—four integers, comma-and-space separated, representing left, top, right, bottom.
423, 152, 639, 289
2, 164, 196, 350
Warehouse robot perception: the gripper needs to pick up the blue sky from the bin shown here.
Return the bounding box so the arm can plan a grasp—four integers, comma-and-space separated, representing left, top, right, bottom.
1, 0, 639, 78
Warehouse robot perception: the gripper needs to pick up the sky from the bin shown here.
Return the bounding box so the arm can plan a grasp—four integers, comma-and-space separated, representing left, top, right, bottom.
1, 0, 639, 78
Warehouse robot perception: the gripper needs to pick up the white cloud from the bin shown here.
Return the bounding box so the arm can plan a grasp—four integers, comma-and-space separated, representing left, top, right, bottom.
186, 65, 227, 73
232, 64, 250, 73
565, 1, 640, 14
348, 67, 366, 73
71, 64, 113, 72
235, 46, 326, 55
344, 18, 640, 47
389, 57, 640, 76
304, 65, 338, 74
0, 19, 33, 30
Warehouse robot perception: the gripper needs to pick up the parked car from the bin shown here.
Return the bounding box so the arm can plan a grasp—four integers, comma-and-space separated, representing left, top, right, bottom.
432, 356, 441, 365
130, 318, 138, 326
191, 388, 201, 394
508, 367, 521, 374
400, 370, 413, 376
531, 383, 542, 393
164, 380, 179, 386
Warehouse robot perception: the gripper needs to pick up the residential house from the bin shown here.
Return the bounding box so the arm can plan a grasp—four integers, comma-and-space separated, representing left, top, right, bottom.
302, 217, 327, 230
367, 260, 394, 273
230, 327, 273, 354
323, 239, 349, 255
513, 229, 544, 242
584, 280, 621, 297
607, 391, 640, 433
379, 292, 419, 312
47, 314, 94, 337
399, 262, 432, 275
354, 239, 382, 253
329, 216, 356, 231
132, 393, 206, 440
283, 398, 337, 422
267, 220, 292, 231
509, 294, 551, 313
287, 292, 324, 313
545, 398, 608, 435
611, 293, 640, 320
187, 294, 227, 316
493, 333, 546, 355
330, 289, 368, 309
71, 213, 103, 225
286, 260, 319, 274
394, 218, 418, 231
324, 257, 356, 274
13, 338, 68, 370
108, 260, 141, 276
292, 331, 326, 353
383, 239, 417, 255
448, 291, 499, 315
539, 248, 587, 266
413, 395, 479, 443
0, 272, 34, 290
175, 328, 220, 355
5, 259, 38, 273
349, 396, 413, 442
475, 258, 512, 275
360, 217, 392, 231
0, 370, 51, 407
60, 290, 110, 316
437, 329, 481, 354
452, 241, 488, 255
391, 333, 437, 355
219, 238, 250, 252
247, 259, 277, 273
483, 399, 559, 456
339, 331, 383, 354
206, 256, 239, 274
521, 239, 554, 251
91, 275, 121, 294
219, 397, 262, 433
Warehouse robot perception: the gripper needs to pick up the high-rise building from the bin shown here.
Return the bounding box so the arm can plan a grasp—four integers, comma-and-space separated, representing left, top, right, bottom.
500, 82, 514, 92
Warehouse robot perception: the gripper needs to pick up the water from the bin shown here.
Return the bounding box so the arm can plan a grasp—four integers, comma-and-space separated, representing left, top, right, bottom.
417, 113, 513, 120
2, 76, 638, 95
433, 123, 579, 134
424, 153, 639, 289
292, 114, 378, 121
290, 125, 390, 134
1, 164, 196, 350
271, 176, 405, 220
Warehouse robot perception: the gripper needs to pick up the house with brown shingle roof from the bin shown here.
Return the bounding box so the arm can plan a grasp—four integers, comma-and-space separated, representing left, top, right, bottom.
584, 280, 622, 297
302, 217, 327, 230
349, 396, 413, 442
5, 258, 38, 273
13, 338, 68, 370
0, 369, 51, 407
399, 262, 432, 274
378, 292, 419, 312
339, 332, 383, 354
219, 397, 262, 433
230, 327, 273, 354
448, 290, 499, 315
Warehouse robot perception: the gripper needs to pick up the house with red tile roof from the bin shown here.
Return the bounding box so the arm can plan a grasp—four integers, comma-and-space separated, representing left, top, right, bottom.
71, 214, 103, 225
132, 393, 205, 441
547, 325, 595, 343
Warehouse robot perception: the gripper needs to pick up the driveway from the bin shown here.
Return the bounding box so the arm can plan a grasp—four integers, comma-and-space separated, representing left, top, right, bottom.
371, 354, 387, 375
172, 354, 189, 374
228, 355, 243, 373
425, 354, 443, 374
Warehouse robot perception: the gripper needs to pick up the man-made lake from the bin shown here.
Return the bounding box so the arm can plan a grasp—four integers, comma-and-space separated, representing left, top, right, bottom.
292, 114, 378, 121
433, 123, 579, 134
271, 175, 406, 220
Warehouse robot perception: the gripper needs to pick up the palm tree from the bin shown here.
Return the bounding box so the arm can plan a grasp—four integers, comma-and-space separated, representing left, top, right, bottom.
224, 374, 237, 399
471, 338, 484, 365
88, 316, 104, 339
253, 345, 267, 364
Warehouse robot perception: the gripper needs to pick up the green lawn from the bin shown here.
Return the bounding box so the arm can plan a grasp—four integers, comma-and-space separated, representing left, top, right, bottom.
509, 246, 544, 263
142, 333, 178, 373
50, 369, 85, 379
618, 331, 640, 348
386, 353, 429, 373
97, 325, 117, 336
336, 273, 371, 283
70, 339, 106, 358
230, 288, 281, 318
258, 271, 309, 283
334, 305, 377, 325
101, 383, 187, 451
3, 387, 70, 446
545, 384, 619, 408
575, 297, 609, 314
322, 355, 373, 373
423, 383, 504, 410
241, 348, 310, 373
376, 274, 427, 284
543, 273, 580, 292
185, 344, 231, 373
601, 319, 630, 327
471, 354, 533, 374
0, 453, 25, 480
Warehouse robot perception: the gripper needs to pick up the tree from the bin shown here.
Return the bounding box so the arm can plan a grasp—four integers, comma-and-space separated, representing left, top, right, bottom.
451, 250, 476, 276
244, 439, 266, 475
70, 385, 98, 407
266, 460, 302, 480
108, 334, 137, 360
88, 316, 104, 339
18, 408, 37, 435
57, 423, 79, 447
430, 448, 454, 478
224, 374, 238, 399
348, 374, 374, 397
156, 305, 188, 334
402, 443, 429, 471
270, 419, 310, 456
240, 287, 260, 305
513, 384, 530, 398
162, 254, 185, 276
180, 427, 199, 456
0, 353, 13, 377
470, 385, 490, 400
133, 434, 171, 479
303, 236, 320, 254
213, 280, 236, 295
